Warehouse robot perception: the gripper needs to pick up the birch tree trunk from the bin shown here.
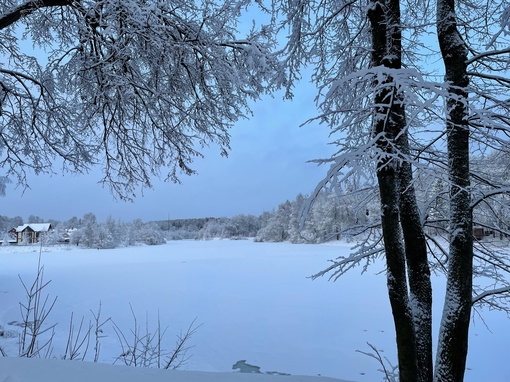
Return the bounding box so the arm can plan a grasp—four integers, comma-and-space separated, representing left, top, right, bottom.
435, 0, 473, 380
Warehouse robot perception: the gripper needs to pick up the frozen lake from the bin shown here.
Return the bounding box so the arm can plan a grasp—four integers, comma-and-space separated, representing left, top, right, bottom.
0, 240, 508, 381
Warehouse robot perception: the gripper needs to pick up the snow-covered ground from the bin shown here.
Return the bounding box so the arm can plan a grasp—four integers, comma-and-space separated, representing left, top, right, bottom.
0, 240, 508, 381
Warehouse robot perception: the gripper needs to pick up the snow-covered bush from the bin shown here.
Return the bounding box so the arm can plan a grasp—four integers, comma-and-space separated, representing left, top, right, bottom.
134, 222, 166, 246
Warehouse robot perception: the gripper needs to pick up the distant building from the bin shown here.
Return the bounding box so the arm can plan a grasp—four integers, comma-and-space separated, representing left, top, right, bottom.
61, 228, 78, 243
15, 223, 53, 244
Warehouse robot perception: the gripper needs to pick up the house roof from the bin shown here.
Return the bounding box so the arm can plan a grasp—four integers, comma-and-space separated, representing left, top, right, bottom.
15, 223, 52, 233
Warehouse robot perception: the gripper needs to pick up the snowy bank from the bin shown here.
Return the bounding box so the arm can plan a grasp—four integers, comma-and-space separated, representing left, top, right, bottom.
0, 357, 351, 382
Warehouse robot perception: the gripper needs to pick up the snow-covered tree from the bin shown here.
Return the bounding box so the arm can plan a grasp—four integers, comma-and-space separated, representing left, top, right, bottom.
94, 224, 115, 249
134, 221, 165, 246
253, 190, 375, 244
104, 216, 121, 248
255, 201, 292, 242
64, 216, 80, 230
287, 193, 307, 243
197, 218, 228, 240
27, 215, 43, 224
1, 229, 13, 245
40, 224, 63, 245
69, 227, 83, 247
0, 215, 19, 233
271, 0, 510, 380
79, 212, 98, 248
0, 0, 281, 197
63, 214, 166, 248
225, 214, 260, 238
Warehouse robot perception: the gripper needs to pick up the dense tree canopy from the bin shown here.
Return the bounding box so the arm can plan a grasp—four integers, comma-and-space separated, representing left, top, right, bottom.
0, 0, 281, 197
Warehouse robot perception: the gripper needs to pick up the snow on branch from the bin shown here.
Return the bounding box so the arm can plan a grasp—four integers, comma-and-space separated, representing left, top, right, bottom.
472, 286, 510, 308
466, 47, 510, 66
470, 187, 510, 210
312, 236, 384, 281
0, 0, 282, 197
0, 0, 72, 30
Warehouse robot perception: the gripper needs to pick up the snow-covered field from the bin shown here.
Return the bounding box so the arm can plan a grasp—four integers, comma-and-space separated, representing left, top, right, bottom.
0, 240, 508, 382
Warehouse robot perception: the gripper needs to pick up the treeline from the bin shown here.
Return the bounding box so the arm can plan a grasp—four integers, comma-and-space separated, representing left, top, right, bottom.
154, 215, 261, 241
0, 213, 165, 249
61, 214, 166, 248
255, 192, 375, 243
153, 190, 373, 244
0, 191, 379, 247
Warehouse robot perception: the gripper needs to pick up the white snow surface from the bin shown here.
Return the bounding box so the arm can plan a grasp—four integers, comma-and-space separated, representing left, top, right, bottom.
0, 240, 508, 381
0, 357, 344, 382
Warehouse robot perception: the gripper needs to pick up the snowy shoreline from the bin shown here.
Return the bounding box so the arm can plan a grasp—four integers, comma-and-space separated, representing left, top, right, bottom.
0, 357, 352, 382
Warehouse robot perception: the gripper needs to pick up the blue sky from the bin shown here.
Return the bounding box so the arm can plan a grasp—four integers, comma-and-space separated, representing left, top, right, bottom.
2, 81, 334, 222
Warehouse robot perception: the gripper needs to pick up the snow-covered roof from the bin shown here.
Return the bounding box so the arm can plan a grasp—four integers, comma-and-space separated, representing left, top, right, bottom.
15, 223, 52, 233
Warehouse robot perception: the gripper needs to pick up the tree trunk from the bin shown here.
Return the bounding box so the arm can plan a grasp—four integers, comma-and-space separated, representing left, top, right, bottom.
368, 1, 422, 381
399, 148, 433, 382
387, 0, 434, 379
377, 168, 420, 382
435, 0, 473, 380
